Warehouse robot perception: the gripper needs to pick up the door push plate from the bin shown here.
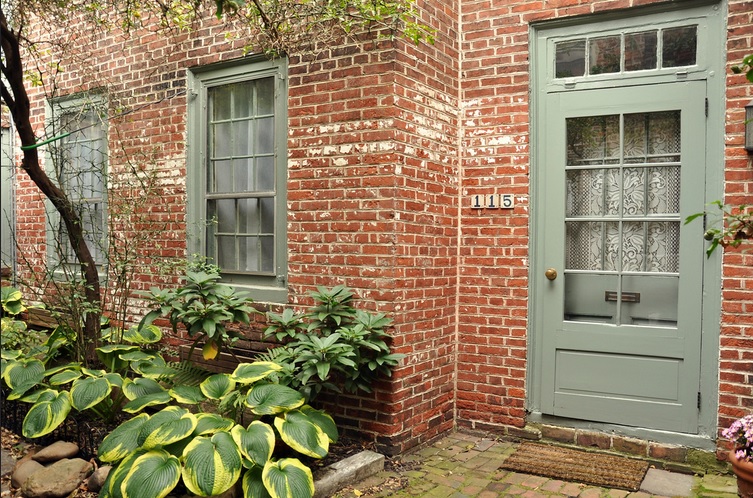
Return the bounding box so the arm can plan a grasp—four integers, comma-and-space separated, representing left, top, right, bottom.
604, 291, 641, 303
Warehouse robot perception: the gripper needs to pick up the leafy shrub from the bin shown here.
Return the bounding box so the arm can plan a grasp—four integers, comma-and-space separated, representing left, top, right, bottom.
262, 285, 404, 401
140, 267, 258, 361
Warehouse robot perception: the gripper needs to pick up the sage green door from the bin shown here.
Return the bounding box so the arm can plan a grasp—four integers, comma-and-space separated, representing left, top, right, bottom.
538, 81, 706, 432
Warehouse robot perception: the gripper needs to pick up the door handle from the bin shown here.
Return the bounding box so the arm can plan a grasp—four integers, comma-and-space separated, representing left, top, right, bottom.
545, 268, 558, 281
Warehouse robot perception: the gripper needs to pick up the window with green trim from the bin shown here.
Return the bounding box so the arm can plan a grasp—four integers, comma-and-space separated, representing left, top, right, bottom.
47, 95, 108, 267
188, 59, 288, 302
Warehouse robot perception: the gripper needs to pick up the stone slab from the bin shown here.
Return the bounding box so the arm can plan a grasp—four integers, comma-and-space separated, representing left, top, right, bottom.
313, 450, 384, 498
640, 468, 693, 497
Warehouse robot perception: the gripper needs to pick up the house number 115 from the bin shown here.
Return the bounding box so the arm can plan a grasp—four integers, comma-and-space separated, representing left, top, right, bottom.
471, 194, 515, 209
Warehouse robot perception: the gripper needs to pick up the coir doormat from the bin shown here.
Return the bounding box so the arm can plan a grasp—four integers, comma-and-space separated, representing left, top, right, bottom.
499, 443, 650, 491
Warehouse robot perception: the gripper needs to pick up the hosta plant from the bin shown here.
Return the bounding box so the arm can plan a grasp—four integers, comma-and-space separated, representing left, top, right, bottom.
262, 285, 404, 401
0, 323, 170, 438
98, 360, 337, 498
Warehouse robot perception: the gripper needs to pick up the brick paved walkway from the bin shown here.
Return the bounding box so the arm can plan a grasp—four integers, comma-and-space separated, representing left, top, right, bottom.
334, 432, 740, 498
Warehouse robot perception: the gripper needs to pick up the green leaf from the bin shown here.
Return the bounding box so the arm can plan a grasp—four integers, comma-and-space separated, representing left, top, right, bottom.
242, 466, 272, 498
122, 391, 172, 413
22, 390, 71, 438
181, 432, 242, 496
122, 324, 163, 344
101, 449, 150, 498
99, 413, 150, 463
200, 373, 236, 399
121, 449, 180, 498
231, 361, 283, 384
193, 413, 235, 435
273, 410, 329, 459
3, 358, 44, 390
262, 458, 314, 498
48, 369, 82, 386
168, 385, 206, 404
231, 421, 275, 467
245, 384, 304, 416
97, 344, 139, 371
70, 376, 112, 411
299, 406, 338, 443
123, 377, 166, 400
138, 406, 198, 449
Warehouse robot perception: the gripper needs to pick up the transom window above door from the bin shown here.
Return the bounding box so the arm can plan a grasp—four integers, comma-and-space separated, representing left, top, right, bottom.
555, 25, 697, 78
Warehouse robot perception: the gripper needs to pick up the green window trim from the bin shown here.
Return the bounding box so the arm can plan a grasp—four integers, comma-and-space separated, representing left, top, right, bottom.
187, 57, 288, 303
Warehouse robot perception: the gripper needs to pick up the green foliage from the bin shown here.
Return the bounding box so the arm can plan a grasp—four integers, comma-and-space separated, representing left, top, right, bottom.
262, 286, 404, 401
0, 287, 48, 353
686, 55, 753, 256
0, 324, 172, 438
732, 54, 753, 83
99, 360, 337, 498
140, 266, 259, 361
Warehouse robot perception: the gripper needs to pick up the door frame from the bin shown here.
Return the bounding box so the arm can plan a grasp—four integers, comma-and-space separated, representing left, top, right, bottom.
528, 0, 725, 448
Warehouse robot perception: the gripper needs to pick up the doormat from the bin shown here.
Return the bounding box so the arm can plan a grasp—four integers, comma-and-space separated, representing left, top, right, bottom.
499, 443, 650, 491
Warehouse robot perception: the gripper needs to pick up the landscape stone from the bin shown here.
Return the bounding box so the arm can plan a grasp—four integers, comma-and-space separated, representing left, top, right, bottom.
10, 459, 44, 489
87, 465, 112, 493
31, 442, 79, 463
20, 458, 93, 498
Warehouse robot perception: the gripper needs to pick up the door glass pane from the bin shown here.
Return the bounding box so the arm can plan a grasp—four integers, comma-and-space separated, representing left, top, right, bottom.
589, 36, 621, 74
564, 110, 681, 326
662, 26, 697, 68
556, 40, 586, 78
624, 31, 657, 71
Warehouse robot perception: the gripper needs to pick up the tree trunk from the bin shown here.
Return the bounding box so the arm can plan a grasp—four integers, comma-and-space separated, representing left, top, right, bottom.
1, 8, 101, 361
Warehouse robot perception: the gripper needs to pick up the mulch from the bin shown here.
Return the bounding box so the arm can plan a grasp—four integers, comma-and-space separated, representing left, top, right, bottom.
499, 442, 650, 491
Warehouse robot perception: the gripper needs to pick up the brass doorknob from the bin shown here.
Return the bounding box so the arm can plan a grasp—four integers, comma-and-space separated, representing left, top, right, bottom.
545, 268, 558, 281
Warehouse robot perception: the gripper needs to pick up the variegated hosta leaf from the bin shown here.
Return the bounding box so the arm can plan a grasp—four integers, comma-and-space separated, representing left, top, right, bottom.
99, 413, 150, 463
122, 324, 162, 344
100, 449, 149, 498
168, 385, 206, 405
231, 362, 282, 384
123, 377, 166, 401
71, 376, 112, 411
138, 406, 197, 449
245, 384, 304, 416
48, 369, 82, 386
181, 432, 242, 497
273, 411, 328, 459
299, 406, 338, 443
118, 351, 159, 363
22, 390, 71, 438
129, 355, 167, 377
43, 362, 81, 377
120, 449, 180, 498
97, 344, 139, 371
231, 421, 274, 468
262, 458, 314, 498
242, 467, 272, 498
3, 358, 44, 390
200, 373, 236, 400
194, 413, 235, 435
104, 372, 124, 389
122, 391, 172, 413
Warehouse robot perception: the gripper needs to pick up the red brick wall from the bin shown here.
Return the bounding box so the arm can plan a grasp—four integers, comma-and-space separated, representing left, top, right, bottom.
718, 0, 753, 443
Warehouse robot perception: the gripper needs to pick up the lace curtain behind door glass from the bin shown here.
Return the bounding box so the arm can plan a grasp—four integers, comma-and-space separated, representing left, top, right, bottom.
566, 111, 681, 273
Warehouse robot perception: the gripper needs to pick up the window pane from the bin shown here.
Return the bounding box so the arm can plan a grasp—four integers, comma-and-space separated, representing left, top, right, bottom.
233, 82, 252, 118
234, 158, 252, 192
256, 117, 274, 154
566, 115, 620, 166
238, 237, 258, 272
260, 197, 275, 233
256, 77, 275, 115
662, 26, 697, 67
589, 36, 621, 74
211, 86, 232, 120
566, 169, 620, 217
260, 236, 274, 272
556, 40, 586, 78
256, 156, 275, 191
216, 236, 236, 270
238, 198, 260, 234
212, 122, 232, 158
624, 31, 657, 71
210, 160, 233, 193
234, 119, 252, 157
